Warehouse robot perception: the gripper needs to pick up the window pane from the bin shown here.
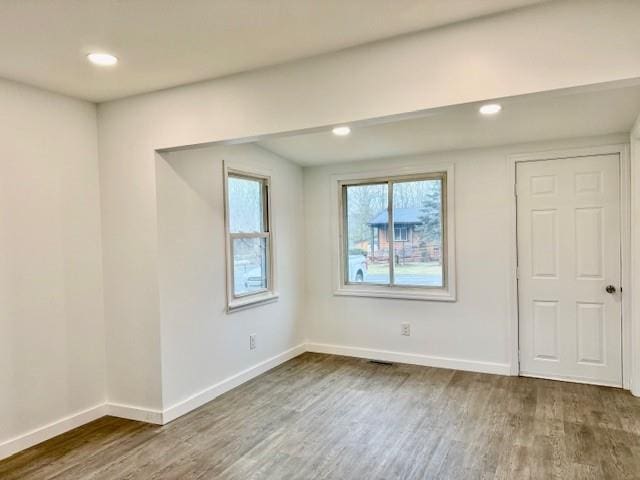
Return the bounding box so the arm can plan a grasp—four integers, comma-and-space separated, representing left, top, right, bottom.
228, 175, 264, 233
392, 178, 443, 287
233, 237, 267, 296
345, 183, 389, 284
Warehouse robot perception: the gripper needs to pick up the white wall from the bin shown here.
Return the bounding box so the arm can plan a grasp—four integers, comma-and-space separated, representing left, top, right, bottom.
0, 79, 105, 454
97, 0, 640, 412
157, 144, 305, 411
303, 134, 629, 372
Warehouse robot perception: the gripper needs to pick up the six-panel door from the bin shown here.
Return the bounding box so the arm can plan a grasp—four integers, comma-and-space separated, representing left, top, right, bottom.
517, 154, 622, 386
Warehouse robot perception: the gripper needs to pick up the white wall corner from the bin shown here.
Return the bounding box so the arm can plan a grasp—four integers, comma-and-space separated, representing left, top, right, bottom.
161, 343, 307, 424
106, 403, 164, 425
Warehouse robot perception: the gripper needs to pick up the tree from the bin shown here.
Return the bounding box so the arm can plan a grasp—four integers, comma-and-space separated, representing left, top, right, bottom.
418, 181, 442, 244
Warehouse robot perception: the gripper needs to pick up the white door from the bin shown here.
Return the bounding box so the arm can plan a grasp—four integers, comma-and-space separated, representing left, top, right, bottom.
517, 154, 622, 387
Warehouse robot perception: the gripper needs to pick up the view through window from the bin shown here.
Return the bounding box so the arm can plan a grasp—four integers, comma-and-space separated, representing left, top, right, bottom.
343, 174, 445, 288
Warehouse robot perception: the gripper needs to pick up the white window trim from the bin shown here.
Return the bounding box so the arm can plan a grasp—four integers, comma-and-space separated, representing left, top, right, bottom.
223, 162, 278, 313
332, 163, 456, 302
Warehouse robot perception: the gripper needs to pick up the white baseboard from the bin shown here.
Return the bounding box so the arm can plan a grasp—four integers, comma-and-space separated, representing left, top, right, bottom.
162, 343, 306, 424
105, 344, 307, 425
106, 403, 163, 425
0, 403, 107, 461
306, 342, 512, 376
0, 344, 306, 461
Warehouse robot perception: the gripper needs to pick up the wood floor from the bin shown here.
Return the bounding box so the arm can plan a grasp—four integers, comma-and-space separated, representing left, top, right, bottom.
3, 353, 640, 479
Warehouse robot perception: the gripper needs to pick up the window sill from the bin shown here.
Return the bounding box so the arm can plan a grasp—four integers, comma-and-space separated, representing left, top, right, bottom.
227, 291, 279, 313
334, 285, 455, 302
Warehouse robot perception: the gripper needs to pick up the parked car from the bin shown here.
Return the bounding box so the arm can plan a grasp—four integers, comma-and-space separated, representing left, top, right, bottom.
232, 264, 266, 294
244, 269, 265, 289
348, 254, 368, 283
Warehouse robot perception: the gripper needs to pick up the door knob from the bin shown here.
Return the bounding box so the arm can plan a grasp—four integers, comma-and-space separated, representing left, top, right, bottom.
605, 285, 617, 294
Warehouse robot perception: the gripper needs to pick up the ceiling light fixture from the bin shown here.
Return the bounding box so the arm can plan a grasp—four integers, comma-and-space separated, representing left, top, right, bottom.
479, 103, 502, 115
332, 126, 351, 136
87, 53, 118, 66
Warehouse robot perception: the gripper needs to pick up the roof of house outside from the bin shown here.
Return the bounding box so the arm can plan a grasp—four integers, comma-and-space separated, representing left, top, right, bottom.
368, 208, 423, 226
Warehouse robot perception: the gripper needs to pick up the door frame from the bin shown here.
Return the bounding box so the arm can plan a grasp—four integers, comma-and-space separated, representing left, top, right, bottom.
507, 144, 631, 389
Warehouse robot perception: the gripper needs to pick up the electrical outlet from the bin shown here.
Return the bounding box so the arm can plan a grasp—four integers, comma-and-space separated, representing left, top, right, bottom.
401, 323, 410, 336
249, 334, 256, 350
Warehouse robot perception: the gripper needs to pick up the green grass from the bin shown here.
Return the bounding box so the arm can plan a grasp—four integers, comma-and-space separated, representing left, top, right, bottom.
367, 262, 442, 276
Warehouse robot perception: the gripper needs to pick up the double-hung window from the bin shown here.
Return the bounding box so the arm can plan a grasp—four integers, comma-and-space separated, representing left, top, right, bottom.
224, 165, 277, 311
337, 167, 455, 301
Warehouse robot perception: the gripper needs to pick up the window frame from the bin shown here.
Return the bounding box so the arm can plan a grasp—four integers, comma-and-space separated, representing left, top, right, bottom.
223, 163, 278, 312
333, 164, 456, 302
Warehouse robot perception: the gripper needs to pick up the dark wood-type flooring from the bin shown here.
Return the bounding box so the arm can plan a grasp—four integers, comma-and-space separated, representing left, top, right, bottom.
2, 352, 640, 479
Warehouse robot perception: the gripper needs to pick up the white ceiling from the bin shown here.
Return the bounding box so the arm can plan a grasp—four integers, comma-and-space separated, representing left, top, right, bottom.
0, 0, 544, 102
257, 83, 640, 166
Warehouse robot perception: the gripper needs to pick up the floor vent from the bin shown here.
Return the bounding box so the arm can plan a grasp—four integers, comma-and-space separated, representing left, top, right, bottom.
369, 359, 394, 366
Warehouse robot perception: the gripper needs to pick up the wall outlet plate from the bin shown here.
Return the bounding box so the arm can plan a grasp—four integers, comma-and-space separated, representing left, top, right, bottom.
401, 323, 410, 336
249, 334, 256, 350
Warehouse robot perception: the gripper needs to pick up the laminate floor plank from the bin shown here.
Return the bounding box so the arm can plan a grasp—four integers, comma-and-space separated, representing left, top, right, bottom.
3, 353, 640, 479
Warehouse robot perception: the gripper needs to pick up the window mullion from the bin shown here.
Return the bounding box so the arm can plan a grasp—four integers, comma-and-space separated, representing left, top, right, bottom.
388, 180, 394, 286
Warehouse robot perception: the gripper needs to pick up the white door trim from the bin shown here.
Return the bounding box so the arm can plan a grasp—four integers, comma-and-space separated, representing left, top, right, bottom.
507, 143, 631, 389
629, 126, 640, 396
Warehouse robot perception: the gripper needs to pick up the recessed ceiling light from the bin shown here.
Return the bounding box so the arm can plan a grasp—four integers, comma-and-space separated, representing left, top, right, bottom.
87, 53, 118, 66
479, 103, 502, 115
332, 126, 351, 136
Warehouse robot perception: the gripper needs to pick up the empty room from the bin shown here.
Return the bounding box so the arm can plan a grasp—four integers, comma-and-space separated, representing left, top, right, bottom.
3, 1, 640, 478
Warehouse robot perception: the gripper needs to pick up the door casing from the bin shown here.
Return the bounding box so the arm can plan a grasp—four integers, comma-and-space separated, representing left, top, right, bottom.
507, 144, 631, 389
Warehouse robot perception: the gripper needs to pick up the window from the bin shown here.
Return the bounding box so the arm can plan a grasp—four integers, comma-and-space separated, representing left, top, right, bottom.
336, 168, 455, 301
224, 165, 277, 311
394, 226, 408, 242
